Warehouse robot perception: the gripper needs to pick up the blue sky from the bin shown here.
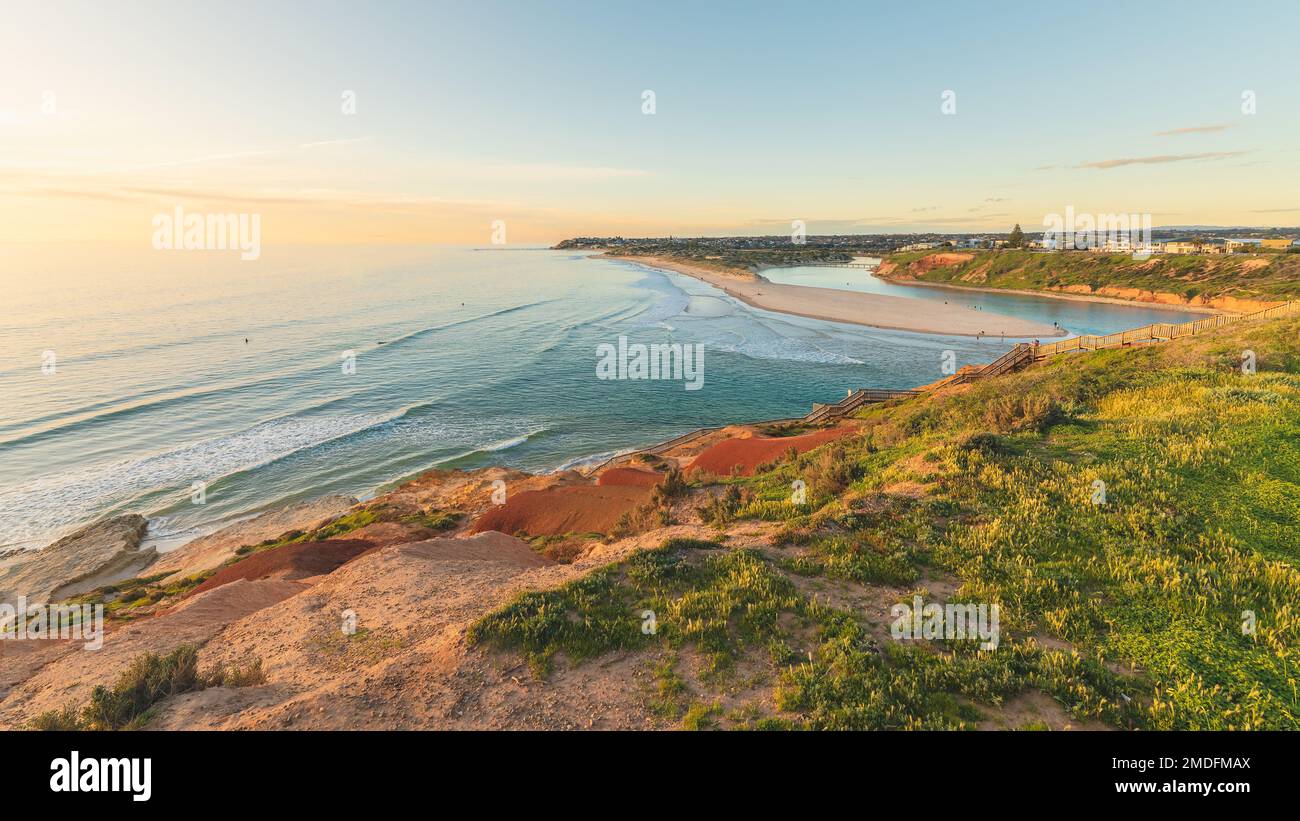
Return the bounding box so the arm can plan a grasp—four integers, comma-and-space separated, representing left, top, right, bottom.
3, 0, 1298, 242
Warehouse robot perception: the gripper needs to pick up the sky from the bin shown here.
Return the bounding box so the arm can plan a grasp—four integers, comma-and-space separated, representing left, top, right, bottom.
2, 0, 1299, 246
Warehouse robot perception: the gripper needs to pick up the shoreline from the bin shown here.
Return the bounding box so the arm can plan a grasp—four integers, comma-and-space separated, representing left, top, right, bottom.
871, 272, 1226, 316
598, 254, 1068, 339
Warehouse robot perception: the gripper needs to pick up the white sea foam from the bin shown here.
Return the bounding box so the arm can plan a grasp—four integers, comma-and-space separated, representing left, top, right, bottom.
0, 412, 401, 548
548, 447, 637, 474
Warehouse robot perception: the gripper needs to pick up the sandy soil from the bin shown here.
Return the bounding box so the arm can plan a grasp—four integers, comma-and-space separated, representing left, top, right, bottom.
0, 577, 310, 724
686, 424, 858, 477
145, 524, 778, 731
469, 485, 651, 536
609, 254, 1065, 338
596, 467, 665, 487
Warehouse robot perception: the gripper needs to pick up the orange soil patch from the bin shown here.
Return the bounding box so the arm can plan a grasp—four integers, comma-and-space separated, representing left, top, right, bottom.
469, 485, 651, 537
189, 539, 377, 597
687, 426, 857, 477
913, 252, 974, 274
597, 467, 665, 487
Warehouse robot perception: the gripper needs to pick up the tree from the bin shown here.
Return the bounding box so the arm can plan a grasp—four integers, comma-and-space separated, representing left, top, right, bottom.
1007, 224, 1025, 248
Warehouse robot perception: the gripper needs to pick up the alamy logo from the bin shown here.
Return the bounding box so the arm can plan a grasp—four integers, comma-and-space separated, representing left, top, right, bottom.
1, 598, 104, 650
596, 336, 704, 391
890, 595, 1000, 650
1042, 207, 1153, 258
151, 206, 261, 261
50, 751, 151, 802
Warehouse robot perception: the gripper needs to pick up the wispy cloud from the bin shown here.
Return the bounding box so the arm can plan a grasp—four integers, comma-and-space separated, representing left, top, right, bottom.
1153, 124, 1233, 137
109, 148, 282, 173
93, 138, 374, 174
1, 177, 527, 213
1077, 151, 1249, 170
922, 213, 1009, 224
740, 218, 877, 231
457, 163, 650, 181
298, 137, 373, 149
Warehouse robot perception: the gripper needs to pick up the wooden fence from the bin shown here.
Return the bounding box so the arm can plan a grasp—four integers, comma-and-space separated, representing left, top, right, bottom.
1034, 300, 1299, 358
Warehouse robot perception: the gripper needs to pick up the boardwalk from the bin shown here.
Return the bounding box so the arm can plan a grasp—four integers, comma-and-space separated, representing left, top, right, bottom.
1035, 300, 1300, 358
797, 262, 877, 269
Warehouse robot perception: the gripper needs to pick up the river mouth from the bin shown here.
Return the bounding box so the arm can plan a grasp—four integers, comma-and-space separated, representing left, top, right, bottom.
759, 264, 1213, 338
2, 246, 1217, 551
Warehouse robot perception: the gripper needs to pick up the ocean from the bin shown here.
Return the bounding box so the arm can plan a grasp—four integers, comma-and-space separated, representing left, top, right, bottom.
0, 244, 1208, 551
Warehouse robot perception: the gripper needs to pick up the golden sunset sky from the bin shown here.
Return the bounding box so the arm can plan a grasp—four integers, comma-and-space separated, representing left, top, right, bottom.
3, 1, 1299, 247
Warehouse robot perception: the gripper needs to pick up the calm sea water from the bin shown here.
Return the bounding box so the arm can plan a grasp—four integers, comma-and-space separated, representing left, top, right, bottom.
760, 264, 1210, 336
0, 245, 1207, 551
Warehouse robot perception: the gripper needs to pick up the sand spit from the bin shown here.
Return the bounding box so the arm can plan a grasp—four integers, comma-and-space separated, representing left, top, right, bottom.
608, 254, 1065, 339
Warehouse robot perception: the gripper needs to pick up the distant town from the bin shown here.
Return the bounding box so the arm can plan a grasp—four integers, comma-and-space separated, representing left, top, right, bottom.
556, 226, 1300, 257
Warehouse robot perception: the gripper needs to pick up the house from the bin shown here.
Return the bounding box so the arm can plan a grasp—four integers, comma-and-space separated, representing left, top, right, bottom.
1261, 238, 1296, 250
1162, 239, 1201, 254
1225, 239, 1264, 253
1201, 239, 1226, 254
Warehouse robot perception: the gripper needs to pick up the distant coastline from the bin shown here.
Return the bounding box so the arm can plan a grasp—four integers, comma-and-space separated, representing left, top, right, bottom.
597, 253, 1067, 339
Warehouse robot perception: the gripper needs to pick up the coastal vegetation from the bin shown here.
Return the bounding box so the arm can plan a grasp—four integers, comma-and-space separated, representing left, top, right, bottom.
29, 644, 265, 731
471, 315, 1300, 729
879, 248, 1300, 304
14, 278, 1299, 731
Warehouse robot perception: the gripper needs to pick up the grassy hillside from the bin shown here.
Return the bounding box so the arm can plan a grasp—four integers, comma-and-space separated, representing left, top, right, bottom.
882, 248, 1300, 304
472, 316, 1300, 729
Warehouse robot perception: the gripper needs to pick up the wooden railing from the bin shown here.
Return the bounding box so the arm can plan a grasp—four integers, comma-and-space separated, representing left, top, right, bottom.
970, 343, 1034, 379
1034, 300, 1300, 358
799, 262, 877, 269
804, 388, 922, 424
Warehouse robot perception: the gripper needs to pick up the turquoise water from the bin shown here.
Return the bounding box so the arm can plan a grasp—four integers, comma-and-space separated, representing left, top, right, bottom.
0, 246, 1207, 550
760, 264, 1211, 337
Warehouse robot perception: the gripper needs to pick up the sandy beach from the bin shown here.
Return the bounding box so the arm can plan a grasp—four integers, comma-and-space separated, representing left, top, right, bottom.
605, 255, 1067, 338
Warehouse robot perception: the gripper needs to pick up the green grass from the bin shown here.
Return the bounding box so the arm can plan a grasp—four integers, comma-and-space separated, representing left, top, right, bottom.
471, 316, 1300, 729
469, 537, 799, 680
882, 248, 1300, 302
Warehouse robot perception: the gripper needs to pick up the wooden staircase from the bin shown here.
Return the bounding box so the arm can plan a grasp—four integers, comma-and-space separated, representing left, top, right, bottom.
804, 388, 923, 424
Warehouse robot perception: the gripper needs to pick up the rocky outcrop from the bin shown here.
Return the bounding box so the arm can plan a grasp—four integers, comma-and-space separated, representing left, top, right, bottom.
0, 514, 151, 609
